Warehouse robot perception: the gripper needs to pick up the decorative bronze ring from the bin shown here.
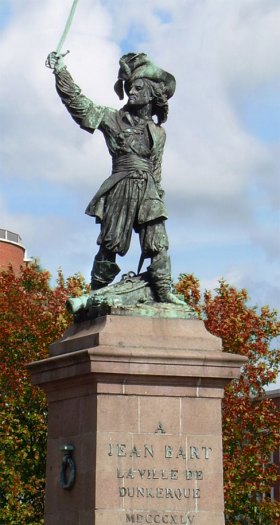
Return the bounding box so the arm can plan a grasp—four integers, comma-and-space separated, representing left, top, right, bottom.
60, 445, 76, 490
121, 271, 137, 283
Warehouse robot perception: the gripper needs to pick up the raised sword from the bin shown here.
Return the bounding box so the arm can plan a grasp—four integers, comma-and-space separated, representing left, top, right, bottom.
56, 0, 79, 55
45, 0, 79, 67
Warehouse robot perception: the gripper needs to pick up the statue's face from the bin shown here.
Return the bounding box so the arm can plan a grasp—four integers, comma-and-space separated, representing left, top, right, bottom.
127, 78, 152, 107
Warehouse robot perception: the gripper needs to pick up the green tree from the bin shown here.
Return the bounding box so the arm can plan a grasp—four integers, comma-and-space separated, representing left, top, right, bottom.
0, 263, 88, 524
177, 275, 280, 524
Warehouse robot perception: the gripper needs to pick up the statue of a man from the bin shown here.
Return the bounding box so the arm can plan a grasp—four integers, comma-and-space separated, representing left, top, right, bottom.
47, 51, 181, 304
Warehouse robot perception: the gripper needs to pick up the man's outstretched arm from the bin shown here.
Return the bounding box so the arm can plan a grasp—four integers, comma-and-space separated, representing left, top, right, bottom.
46, 52, 104, 132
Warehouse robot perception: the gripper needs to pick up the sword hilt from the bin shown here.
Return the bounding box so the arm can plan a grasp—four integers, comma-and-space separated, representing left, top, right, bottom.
45, 50, 70, 69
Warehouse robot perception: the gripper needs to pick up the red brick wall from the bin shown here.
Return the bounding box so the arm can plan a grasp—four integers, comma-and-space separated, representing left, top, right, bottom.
0, 241, 26, 274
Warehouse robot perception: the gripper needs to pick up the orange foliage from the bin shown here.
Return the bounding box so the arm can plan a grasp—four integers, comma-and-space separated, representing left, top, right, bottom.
0, 263, 88, 524
177, 275, 280, 524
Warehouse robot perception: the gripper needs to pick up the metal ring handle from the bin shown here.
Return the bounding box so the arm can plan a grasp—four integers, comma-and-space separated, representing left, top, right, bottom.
60, 454, 76, 490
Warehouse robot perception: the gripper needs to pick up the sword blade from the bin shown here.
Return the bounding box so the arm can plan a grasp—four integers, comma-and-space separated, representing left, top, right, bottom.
56, 0, 79, 55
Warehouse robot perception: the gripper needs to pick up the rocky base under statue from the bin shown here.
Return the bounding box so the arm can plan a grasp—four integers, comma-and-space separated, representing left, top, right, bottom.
67, 271, 196, 321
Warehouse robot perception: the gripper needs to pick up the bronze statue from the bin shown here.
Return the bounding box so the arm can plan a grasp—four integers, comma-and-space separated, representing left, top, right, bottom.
47, 51, 182, 305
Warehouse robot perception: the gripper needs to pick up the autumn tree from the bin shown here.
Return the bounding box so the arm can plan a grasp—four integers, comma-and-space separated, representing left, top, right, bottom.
1, 265, 279, 524
0, 263, 88, 524
177, 275, 280, 524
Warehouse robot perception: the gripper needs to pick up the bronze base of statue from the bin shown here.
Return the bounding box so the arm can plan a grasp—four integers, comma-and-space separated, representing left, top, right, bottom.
66, 271, 196, 322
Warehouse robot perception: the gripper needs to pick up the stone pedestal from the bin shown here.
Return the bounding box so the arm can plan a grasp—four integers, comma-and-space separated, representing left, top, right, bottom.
28, 315, 246, 525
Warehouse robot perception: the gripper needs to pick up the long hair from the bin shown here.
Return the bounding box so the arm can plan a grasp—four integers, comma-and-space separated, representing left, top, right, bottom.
146, 79, 169, 125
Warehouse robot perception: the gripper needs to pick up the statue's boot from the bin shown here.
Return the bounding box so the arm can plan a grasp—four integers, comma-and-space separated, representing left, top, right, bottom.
91, 259, 121, 291
148, 254, 185, 305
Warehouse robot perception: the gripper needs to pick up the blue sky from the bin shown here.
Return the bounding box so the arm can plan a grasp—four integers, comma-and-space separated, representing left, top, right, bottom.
0, 1, 279, 361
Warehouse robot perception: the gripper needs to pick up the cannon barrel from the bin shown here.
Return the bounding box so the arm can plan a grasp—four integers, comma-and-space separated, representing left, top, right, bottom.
66, 294, 90, 314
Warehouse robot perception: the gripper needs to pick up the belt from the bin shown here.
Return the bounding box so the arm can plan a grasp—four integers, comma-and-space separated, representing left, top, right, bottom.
112, 154, 152, 176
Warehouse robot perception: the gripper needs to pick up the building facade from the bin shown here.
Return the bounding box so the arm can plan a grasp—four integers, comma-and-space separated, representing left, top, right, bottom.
0, 229, 31, 274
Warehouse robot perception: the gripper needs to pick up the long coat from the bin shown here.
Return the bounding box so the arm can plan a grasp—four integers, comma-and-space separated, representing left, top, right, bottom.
54, 68, 169, 254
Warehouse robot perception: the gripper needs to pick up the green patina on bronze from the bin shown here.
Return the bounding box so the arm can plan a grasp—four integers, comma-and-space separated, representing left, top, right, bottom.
66, 272, 196, 321
46, 49, 192, 318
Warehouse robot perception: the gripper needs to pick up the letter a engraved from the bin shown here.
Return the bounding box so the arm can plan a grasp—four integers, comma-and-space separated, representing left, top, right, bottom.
155, 422, 166, 434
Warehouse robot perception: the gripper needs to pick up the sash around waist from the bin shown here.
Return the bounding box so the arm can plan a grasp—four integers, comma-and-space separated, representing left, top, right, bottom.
112, 154, 152, 175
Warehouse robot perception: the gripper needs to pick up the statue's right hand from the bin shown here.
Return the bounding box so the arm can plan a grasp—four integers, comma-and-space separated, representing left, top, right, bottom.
45, 51, 58, 69
45, 51, 65, 71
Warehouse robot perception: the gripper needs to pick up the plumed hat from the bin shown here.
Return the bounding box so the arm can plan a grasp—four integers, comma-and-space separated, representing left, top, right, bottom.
114, 52, 176, 101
